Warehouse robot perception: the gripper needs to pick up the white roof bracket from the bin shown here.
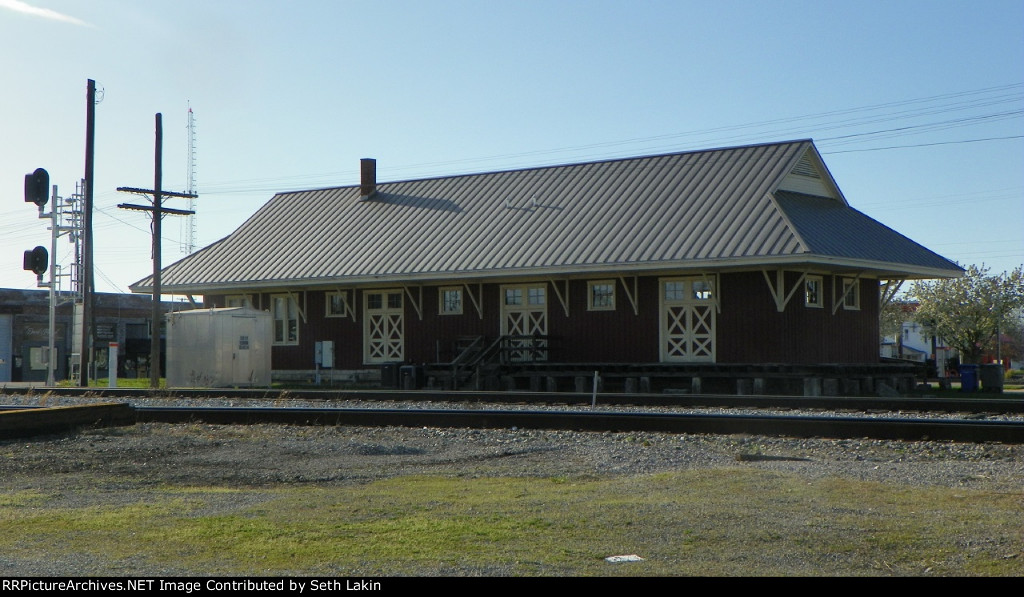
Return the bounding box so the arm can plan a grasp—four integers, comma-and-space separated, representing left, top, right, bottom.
463, 283, 483, 319
404, 286, 424, 320
880, 279, 905, 308
832, 272, 864, 315
761, 269, 808, 312
334, 288, 357, 322
699, 272, 722, 314
284, 289, 307, 324
618, 276, 639, 315
549, 278, 570, 318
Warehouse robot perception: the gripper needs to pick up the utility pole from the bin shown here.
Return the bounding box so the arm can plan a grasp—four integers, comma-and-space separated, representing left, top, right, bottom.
117, 113, 196, 388
80, 79, 96, 386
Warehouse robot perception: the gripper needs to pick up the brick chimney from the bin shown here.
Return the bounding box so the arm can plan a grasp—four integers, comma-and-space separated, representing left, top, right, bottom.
360, 158, 377, 199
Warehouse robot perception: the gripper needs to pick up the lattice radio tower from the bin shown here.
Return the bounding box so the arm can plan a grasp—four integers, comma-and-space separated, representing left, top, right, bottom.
183, 104, 198, 254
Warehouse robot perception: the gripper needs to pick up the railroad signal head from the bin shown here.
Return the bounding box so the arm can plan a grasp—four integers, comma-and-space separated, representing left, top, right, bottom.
23, 246, 48, 276
24, 167, 50, 207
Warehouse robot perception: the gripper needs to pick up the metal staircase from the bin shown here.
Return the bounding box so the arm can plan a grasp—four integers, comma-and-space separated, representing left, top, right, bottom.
426, 334, 549, 390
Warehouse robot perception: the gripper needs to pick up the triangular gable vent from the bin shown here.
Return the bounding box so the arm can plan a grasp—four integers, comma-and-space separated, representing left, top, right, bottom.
777, 150, 837, 199
791, 153, 821, 179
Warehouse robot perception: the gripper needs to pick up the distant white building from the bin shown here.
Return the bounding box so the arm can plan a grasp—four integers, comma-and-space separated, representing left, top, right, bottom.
881, 317, 954, 377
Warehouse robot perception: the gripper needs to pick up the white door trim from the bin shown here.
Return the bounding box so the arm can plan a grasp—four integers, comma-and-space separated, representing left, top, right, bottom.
659, 276, 717, 362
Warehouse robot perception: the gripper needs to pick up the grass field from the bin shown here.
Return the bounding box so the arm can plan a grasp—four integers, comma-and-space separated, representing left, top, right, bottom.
1, 467, 1021, 576
5, 378, 1023, 576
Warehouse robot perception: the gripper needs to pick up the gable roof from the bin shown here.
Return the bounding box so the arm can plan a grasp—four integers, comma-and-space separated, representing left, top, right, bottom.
131, 139, 962, 294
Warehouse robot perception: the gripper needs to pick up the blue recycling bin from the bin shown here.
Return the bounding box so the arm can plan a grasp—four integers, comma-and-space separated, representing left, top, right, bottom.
959, 364, 978, 393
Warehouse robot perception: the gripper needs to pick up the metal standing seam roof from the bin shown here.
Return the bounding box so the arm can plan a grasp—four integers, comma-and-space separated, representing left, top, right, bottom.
773, 191, 962, 272
131, 139, 962, 294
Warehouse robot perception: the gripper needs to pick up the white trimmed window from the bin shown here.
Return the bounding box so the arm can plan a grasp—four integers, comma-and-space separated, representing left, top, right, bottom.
326, 292, 351, 318
842, 278, 860, 310
664, 281, 685, 301
805, 276, 823, 308
272, 294, 299, 345
692, 279, 714, 300
225, 294, 252, 308
439, 287, 463, 315
587, 280, 615, 311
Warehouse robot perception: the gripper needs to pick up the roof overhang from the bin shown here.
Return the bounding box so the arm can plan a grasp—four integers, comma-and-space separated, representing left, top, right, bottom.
130, 254, 964, 295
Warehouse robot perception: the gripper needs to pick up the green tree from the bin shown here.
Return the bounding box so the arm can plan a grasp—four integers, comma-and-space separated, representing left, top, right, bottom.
1000, 307, 1024, 365
879, 299, 907, 341
909, 264, 1024, 364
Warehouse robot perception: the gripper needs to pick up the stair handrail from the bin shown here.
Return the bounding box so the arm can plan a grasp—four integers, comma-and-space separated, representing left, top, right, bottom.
499, 334, 549, 364
450, 335, 510, 389
440, 334, 550, 389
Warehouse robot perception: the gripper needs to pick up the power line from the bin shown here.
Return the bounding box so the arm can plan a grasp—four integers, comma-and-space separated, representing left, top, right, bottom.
821, 134, 1024, 154
186, 82, 1024, 195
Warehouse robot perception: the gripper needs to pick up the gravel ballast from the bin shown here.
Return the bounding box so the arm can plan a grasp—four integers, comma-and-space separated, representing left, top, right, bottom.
2, 392, 1022, 489
1, 393, 1022, 576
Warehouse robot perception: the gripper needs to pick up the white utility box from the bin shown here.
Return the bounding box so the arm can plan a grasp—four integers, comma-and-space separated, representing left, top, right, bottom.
165, 307, 272, 388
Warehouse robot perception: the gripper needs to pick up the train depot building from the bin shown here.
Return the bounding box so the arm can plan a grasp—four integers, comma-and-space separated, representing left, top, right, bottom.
131, 140, 963, 394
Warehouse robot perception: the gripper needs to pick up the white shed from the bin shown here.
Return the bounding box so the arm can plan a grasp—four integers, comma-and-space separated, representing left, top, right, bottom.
165, 307, 272, 388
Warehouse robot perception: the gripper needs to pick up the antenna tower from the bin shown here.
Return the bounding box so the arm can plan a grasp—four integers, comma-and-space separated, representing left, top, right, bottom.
183, 104, 198, 253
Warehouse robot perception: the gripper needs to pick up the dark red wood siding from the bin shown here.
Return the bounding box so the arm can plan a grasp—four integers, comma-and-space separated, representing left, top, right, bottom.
209, 271, 881, 370
546, 278, 660, 363
716, 272, 880, 363
404, 286, 497, 364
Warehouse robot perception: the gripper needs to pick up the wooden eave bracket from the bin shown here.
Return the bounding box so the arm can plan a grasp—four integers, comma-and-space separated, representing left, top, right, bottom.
618, 275, 639, 315
761, 269, 808, 312
463, 283, 483, 319
404, 286, 424, 320
880, 279, 905, 307
549, 278, 570, 317
284, 289, 308, 324
832, 272, 864, 315
333, 288, 357, 322
700, 272, 722, 314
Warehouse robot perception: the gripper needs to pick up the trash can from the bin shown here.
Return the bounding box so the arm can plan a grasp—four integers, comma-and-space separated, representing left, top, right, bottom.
958, 364, 978, 393
979, 364, 1004, 393
380, 362, 401, 388
400, 365, 423, 390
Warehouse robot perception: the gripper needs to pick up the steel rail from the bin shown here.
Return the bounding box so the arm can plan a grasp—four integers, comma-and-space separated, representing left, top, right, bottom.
2, 386, 1022, 414
133, 406, 1024, 444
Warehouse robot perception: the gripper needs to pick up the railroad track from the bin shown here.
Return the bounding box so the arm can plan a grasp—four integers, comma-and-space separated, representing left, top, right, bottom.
3, 386, 1023, 443
3, 397, 1023, 444
129, 405, 1024, 444
3, 386, 1023, 413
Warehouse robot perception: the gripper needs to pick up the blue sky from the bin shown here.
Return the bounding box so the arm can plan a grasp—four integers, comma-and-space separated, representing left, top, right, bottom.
1, 0, 1022, 296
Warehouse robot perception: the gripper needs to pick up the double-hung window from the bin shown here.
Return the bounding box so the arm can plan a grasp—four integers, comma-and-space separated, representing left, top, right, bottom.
842, 278, 860, 310
326, 292, 351, 318
439, 287, 463, 315
805, 276, 823, 308
587, 281, 615, 311
225, 294, 252, 308
272, 294, 299, 345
